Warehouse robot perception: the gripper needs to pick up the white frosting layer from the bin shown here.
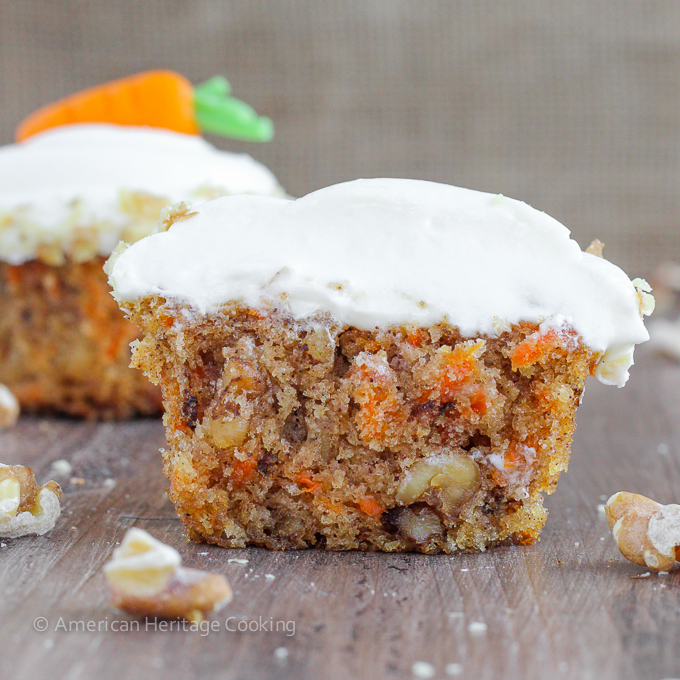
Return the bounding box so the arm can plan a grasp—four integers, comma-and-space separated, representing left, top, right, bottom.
109, 178, 650, 387
0, 124, 281, 263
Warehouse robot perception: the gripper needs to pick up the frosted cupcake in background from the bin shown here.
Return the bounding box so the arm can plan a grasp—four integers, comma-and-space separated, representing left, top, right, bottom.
0, 71, 283, 419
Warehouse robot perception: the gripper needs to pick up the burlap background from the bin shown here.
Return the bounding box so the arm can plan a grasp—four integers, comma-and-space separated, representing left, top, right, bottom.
2, 1, 679, 275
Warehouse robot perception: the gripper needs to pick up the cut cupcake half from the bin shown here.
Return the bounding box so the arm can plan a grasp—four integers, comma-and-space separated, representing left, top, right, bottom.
107, 179, 652, 552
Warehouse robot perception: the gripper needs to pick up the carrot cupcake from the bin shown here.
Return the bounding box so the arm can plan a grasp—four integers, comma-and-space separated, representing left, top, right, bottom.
0, 71, 282, 419
107, 179, 652, 552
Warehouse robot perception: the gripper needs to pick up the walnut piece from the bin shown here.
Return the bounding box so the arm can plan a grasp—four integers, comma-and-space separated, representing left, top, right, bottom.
397, 453, 481, 513
585, 239, 605, 257
104, 528, 232, 622
632, 278, 655, 317
605, 491, 680, 571
156, 201, 197, 232
0, 464, 61, 538
201, 416, 250, 448
305, 326, 335, 363
0, 385, 20, 430
392, 506, 443, 543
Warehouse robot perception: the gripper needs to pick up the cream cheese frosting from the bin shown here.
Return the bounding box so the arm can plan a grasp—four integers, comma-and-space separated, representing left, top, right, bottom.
0, 124, 282, 264
108, 178, 652, 387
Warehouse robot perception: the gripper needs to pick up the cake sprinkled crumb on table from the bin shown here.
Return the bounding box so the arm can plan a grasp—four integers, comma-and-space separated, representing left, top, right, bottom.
273, 647, 289, 663
0, 464, 61, 537
468, 621, 488, 635
0, 385, 20, 430
411, 661, 436, 679
104, 527, 232, 622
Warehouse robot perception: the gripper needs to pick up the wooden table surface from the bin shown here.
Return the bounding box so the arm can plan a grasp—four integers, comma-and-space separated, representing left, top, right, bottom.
2, 348, 680, 680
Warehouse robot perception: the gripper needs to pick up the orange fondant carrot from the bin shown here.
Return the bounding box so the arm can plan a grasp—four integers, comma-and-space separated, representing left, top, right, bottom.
15, 71, 273, 143
16, 71, 198, 142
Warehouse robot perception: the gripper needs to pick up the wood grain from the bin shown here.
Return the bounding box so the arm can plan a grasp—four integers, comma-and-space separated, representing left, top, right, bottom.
1, 350, 679, 680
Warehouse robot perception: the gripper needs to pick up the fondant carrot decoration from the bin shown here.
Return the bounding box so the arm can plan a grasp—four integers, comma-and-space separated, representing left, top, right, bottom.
15, 70, 273, 143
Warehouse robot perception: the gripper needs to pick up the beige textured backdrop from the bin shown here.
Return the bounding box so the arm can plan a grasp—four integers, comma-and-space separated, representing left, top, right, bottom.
2, 1, 679, 275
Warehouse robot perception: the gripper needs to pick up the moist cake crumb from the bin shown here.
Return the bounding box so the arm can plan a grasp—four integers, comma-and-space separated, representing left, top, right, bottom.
0, 258, 161, 418
123, 300, 597, 553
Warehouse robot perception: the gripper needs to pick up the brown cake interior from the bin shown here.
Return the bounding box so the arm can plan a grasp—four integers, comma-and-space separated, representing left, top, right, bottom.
125, 297, 598, 553
0, 259, 161, 419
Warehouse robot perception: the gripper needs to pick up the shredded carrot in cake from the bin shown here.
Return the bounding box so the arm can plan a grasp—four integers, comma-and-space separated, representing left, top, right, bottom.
420, 341, 484, 405
533, 384, 556, 412
510, 327, 577, 369
4, 266, 22, 291
405, 328, 428, 347
319, 496, 346, 515
490, 442, 525, 485
468, 389, 489, 416
351, 354, 405, 442
357, 496, 384, 517
503, 443, 524, 469
231, 459, 257, 487
296, 471, 322, 494
227, 361, 262, 396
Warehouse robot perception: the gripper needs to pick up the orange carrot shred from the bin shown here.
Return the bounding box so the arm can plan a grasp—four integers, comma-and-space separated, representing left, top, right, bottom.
420, 341, 483, 405
490, 442, 524, 485
503, 443, 524, 469
469, 390, 488, 416
231, 458, 257, 487
296, 471, 322, 494
357, 496, 384, 518
405, 328, 428, 347
352, 358, 404, 441
439, 345, 479, 396
510, 329, 562, 369
4, 266, 23, 290
320, 497, 346, 515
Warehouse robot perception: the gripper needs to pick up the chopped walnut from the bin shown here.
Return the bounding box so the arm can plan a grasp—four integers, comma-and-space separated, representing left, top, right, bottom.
0, 385, 20, 430
0, 464, 61, 538
201, 416, 250, 448
632, 278, 655, 317
305, 325, 335, 363
585, 239, 605, 257
390, 505, 443, 543
605, 491, 680, 571
104, 528, 232, 622
397, 453, 480, 513
156, 202, 197, 232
